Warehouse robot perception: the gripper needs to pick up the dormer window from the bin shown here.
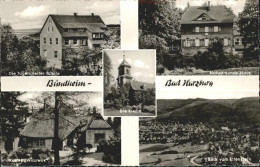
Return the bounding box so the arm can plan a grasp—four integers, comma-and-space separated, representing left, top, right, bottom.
93, 33, 100, 38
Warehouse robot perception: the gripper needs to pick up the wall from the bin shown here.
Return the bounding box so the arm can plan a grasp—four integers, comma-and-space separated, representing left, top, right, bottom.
45, 139, 53, 150
86, 129, 114, 148
181, 23, 233, 35
40, 16, 62, 69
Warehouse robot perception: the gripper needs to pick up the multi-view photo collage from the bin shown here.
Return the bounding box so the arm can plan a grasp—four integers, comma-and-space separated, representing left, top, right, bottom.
0, 0, 259, 166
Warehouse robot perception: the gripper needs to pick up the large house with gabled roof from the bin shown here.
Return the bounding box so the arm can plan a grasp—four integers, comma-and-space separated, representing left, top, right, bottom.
181, 2, 235, 55
18, 109, 114, 151
40, 13, 107, 69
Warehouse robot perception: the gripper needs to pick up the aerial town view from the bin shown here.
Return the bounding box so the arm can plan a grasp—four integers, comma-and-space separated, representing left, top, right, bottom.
140, 97, 259, 166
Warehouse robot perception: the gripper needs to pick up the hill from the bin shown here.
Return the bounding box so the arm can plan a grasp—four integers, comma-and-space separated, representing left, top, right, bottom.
155, 97, 259, 126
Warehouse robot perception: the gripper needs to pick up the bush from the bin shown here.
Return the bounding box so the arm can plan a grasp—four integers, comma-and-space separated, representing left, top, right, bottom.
143, 105, 155, 113
157, 64, 165, 74
102, 139, 121, 164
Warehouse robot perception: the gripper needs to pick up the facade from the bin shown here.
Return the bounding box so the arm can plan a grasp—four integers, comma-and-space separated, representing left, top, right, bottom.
181, 2, 235, 56
40, 13, 107, 69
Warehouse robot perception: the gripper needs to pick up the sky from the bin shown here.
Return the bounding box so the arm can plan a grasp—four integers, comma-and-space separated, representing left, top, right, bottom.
176, 0, 246, 15
18, 91, 103, 111
104, 50, 156, 84
0, 0, 120, 29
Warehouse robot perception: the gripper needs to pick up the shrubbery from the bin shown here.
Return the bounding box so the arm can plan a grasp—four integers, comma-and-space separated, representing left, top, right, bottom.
100, 139, 121, 164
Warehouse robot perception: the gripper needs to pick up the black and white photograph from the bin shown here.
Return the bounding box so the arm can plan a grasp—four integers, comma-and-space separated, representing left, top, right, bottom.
103, 50, 156, 116
0, 0, 120, 76
1, 91, 121, 166
139, 88, 259, 166
139, 0, 259, 75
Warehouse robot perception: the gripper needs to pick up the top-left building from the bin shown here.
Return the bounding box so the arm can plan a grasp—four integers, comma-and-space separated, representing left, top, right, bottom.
40, 13, 107, 69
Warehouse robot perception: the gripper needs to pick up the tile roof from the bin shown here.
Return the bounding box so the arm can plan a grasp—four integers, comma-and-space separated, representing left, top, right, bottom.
89, 119, 112, 129
20, 111, 94, 140
181, 6, 234, 24
131, 80, 155, 91
48, 14, 107, 35
118, 56, 131, 68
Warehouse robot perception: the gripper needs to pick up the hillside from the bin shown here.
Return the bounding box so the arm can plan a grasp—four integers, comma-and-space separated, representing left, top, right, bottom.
155, 97, 259, 126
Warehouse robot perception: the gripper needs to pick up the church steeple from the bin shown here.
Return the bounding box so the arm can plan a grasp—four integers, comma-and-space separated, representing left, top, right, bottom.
117, 53, 133, 86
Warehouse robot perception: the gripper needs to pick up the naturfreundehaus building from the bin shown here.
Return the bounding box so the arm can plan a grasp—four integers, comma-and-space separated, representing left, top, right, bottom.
181, 2, 235, 56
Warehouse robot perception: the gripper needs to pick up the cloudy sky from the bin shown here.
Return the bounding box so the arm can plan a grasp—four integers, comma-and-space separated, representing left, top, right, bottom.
176, 0, 246, 15
105, 50, 156, 84
18, 91, 103, 111
0, 0, 120, 29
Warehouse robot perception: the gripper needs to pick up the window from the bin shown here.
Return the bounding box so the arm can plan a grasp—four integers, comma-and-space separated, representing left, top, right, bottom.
214, 26, 218, 32
94, 133, 105, 144
48, 27, 50, 32
202, 17, 207, 20
185, 39, 191, 47
205, 27, 209, 33
39, 139, 45, 147
126, 69, 129, 75
205, 39, 209, 47
195, 39, 200, 47
56, 38, 58, 44
81, 39, 87, 46
54, 51, 58, 58
73, 39, 77, 45
93, 33, 100, 38
52, 27, 54, 32
195, 27, 200, 33
49, 18, 52, 23
44, 50, 47, 57
65, 39, 69, 45
200, 39, 205, 46
44, 37, 46, 44
224, 38, 228, 46
50, 38, 52, 44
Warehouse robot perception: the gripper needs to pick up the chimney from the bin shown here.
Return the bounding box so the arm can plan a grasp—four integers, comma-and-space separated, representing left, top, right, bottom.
187, 2, 190, 8
74, 12, 78, 16
208, 1, 210, 10
91, 13, 94, 16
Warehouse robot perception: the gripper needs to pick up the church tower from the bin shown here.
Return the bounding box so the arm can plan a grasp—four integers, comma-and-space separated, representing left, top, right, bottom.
117, 54, 133, 86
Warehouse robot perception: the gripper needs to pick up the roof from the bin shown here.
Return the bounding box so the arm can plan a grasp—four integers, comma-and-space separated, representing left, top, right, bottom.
40, 14, 106, 35
20, 111, 94, 140
89, 119, 112, 129
131, 80, 155, 91
181, 5, 234, 24
118, 56, 131, 68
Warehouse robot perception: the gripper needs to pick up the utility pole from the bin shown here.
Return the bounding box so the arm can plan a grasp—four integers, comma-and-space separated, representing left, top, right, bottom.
54, 92, 60, 165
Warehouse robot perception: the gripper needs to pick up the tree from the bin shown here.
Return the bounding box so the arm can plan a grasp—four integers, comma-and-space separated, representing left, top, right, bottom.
53, 92, 60, 165
237, 0, 259, 59
1, 92, 29, 152
139, 0, 184, 72
104, 51, 113, 92
1, 24, 46, 76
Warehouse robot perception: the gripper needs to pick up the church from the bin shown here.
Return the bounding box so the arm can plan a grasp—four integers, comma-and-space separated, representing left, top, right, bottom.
117, 55, 155, 103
